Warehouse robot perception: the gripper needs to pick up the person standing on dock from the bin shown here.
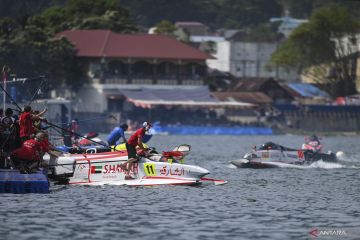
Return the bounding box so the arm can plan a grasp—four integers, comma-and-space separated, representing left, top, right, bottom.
19, 105, 47, 142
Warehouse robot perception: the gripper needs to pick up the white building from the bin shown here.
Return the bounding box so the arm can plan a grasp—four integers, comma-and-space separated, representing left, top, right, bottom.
270, 11, 308, 38
206, 39, 299, 81
334, 33, 360, 57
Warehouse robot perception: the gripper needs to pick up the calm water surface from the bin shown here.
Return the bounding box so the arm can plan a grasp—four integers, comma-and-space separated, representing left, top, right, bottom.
1, 135, 359, 240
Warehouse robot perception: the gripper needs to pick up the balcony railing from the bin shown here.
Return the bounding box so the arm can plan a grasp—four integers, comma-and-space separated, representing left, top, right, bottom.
98, 74, 204, 85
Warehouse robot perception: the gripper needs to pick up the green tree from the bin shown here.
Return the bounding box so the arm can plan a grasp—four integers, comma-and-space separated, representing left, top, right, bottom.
0, 0, 53, 19
0, 0, 138, 93
0, 15, 81, 90
154, 20, 177, 36
271, 5, 360, 97
75, 10, 137, 33
278, 0, 360, 20
42, 0, 137, 33
120, 0, 282, 29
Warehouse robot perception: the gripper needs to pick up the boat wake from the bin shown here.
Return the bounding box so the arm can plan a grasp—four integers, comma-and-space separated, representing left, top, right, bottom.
240, 161, 341, 169
301, 160, 344, 169
267, 160, 360, 169
229, 158, 360, 169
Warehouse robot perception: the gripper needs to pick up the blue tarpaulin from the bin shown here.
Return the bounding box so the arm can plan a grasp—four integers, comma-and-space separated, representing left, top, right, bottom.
287, 83, 330, 98
152, 125, 273, 135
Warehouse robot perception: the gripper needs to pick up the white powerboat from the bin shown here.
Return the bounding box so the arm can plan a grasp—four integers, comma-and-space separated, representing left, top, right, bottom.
231, 142, 338, 168
48, 144, 224, 186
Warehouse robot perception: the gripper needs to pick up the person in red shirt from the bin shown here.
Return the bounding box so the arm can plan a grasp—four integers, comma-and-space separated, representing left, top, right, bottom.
39, 132, 61, 160
123, 121, 152, 180
19, 105, 47, 142
11, 132, 45, 173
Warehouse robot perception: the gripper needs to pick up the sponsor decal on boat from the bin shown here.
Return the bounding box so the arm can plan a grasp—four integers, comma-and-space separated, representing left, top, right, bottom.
159, 166, 185, 176
270, 153, 281, 158
91, 165, 102, 174
261, 152, 269, 159
75, 164, 89, 178
144, 163, 156, 176
103, 163, 138, 174
286, 154, 298, 159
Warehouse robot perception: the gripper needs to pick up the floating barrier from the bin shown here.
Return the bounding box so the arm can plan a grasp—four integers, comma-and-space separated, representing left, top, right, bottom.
152, 125, 273, 135
0, 169, 49, 194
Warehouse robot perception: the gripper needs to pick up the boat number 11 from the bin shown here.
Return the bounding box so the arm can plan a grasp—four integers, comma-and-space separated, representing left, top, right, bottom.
144, 163, 157, 176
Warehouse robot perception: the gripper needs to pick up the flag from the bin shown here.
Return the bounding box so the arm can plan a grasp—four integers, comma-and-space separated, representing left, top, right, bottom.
91, 165, 102, 174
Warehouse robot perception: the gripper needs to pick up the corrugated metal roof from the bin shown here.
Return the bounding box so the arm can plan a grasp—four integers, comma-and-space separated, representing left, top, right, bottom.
57, 30, 213, 60
121, 87, 215, 102
212, 92, 272, 104
175, 22, 205, 27
287, 83, 330, 98
105, 87, 253, 108
232, 78, 274, 91
190, 36, 225, 42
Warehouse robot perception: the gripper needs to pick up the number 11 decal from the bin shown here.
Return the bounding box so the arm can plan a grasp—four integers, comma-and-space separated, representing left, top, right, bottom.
144, 163, 156, 176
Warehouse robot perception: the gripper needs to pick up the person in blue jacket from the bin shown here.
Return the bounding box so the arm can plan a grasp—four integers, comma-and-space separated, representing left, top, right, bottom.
107, 123, 128, 146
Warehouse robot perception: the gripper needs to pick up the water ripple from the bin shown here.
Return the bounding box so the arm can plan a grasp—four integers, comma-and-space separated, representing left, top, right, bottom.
1, 135, 360, 239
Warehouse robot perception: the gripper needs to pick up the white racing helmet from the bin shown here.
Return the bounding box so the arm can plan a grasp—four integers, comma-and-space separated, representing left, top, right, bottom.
142, 121, 152, 128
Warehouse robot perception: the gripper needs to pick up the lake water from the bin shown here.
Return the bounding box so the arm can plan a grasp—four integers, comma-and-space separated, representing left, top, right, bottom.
0, 135, 359, 240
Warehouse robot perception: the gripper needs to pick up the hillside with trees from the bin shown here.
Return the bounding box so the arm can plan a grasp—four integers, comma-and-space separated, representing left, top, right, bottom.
0, 0, 360, 93
1, 0, 360, 30
270, 5, 360, 97
0, 0, 137, 90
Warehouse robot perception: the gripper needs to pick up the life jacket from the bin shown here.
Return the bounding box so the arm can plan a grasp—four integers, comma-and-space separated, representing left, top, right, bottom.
302, 141, 323, 153
11, 139, 42, 161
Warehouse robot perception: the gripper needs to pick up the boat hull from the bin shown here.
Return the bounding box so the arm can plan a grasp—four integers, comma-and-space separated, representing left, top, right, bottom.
231, 159, 280, 168
49, 152, 209, 186
231, 149, 337, 169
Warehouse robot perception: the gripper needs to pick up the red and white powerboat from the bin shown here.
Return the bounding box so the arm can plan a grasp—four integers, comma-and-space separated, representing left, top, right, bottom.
231, 141, 338, 169
48, 145, 225, 186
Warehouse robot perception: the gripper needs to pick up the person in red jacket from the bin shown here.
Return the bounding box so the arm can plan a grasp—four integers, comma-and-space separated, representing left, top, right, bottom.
39, 132, 61, 160
123, 121, 152, 180
11, 132, 45, 173
19, 105, 47, 142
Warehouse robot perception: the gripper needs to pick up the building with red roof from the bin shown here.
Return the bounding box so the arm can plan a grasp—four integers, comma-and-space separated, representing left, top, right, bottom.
56, 29, 251, 117
57, 29, 213, 85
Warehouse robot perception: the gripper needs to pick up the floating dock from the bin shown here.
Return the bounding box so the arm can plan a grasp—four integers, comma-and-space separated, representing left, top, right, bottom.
0, 169, 49, 194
